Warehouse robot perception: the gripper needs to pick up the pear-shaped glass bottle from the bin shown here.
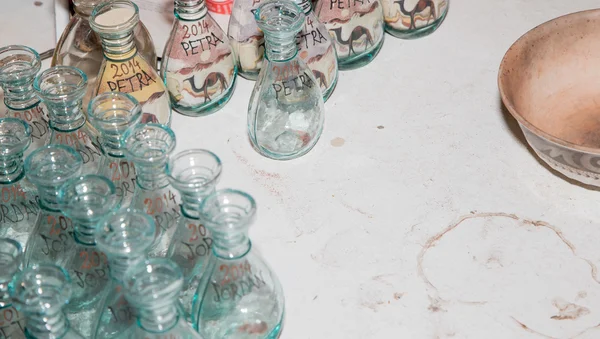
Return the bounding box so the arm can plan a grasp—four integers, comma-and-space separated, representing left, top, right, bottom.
52, 0, 157, 112
228, 0, 266, 80
0, 238, 25, 339
248, 0, 324, 160
192, 189, 285, 338
381, 0, 448, 39
161, 0, 237, 116
90, 0, 172, 126
0, 45, 50, 154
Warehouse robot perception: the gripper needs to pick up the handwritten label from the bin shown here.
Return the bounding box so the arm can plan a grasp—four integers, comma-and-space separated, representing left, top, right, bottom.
329, 0, 372, 10
108, 161, 136, 198
107, 290, 135, 325
73, 250, 109, 290
53, 132, 103, 165
180, 223, 213, 260
0, 200, 39, 224
12, 106, 49, 141
0, 306, 25, 338
105, 59, 157, 93
212, 262, 267, 302
297, 18, 329, 49
272, 64, 315, 99
142, 190, 180, 232
40, 215, 73, 256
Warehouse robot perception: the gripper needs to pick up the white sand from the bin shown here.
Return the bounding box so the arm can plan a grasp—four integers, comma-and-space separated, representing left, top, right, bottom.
95, 7, 135, 26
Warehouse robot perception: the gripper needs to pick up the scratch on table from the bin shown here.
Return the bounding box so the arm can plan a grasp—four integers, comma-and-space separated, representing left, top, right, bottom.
511, 317, 557, 339
550, 298, 590, 320
341, 200, 374, 219
232, 150, 284, 197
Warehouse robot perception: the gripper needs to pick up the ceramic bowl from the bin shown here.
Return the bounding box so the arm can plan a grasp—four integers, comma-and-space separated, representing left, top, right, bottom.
499, 9, 600, 187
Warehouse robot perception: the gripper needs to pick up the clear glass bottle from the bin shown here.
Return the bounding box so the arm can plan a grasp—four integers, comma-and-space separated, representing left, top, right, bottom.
92, 209, 155, 339
9, 264, 85, 339
248, 0, 325, 160
166, 149, 222, 319
381, 0, 448, 39
161, 0, 237, 116
57, 174, 120, 337
0, 119, 39, 247
0, 238, 25, 339
314, 0, 384, 70
52, 0, 157, 112
123, 124, 180, 257
0, 45, 50, 154
34, 66, 104, 175
90, 0, 172, 126
119, 258, 204, 338
228, 0, 266, 80
192, 189, 285, 338
294, 0, 338, 101
88, 92, 142, 208
22, 145, 83, 268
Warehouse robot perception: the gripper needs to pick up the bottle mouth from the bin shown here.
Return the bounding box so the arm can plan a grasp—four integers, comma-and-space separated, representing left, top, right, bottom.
167, 149, 222, 194
95, 208, 156, 256
9, 264, 72, 313
88, 92, 142, 132
58, 175, 119, 222
33, 66, 87, 103
123, 124, 176, 164
0, 239, 22, 280
0, 118, 32, 157
90, 0, 140, 35
199, 189, 257, 232
124, 258, 183, 307
0, 45, 41, 83
24, 145, 83, 187
254, 0, 304, 35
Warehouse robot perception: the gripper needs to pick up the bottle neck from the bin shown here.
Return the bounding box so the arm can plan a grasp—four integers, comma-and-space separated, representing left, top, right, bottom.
296, 0, 312, 14
179, 188, 215, 219
0, 155, 25, 184
265, 34, 298, 62
0, 281, 10, 308
99, 31, 138, 61
73, 219, 97, 246
1, 78, 40, 111
47, 100, 86, 132
174, 0, 207, 20
212, 233, 251, 259
135, 163, 169, 190
138, 304, 179, 333
37, 186, 63, 211
25, 309, 69, 339
108, 255, 145, 282
100, 133, 126, 158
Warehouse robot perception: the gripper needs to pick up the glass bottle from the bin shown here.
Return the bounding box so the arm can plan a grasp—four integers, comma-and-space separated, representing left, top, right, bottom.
248, 0, 325, 160
88, 92, 142, 208
0, 45, 50, 154
90, 0, 172, 126
22, 145, 83, 268
119, 258, 204, 338
314, 0, 384, 70
123, 124, 180, 257
294, 0, 338, 101
34, 66, 104, 175
9, 264, 84, 339
228, 0, 266, 80
0, 238, 25, 339
381, 0, 448, 39
57, 174, 120, 337
0, 118, 39, 247
92, 209, 155, 339
51, 0, 157, 112
192, 189, 285, 338
166, 149, 222, 319
161, 0, 238, 116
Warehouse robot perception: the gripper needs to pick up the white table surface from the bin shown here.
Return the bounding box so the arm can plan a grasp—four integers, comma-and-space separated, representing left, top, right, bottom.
4, 0, 600, 338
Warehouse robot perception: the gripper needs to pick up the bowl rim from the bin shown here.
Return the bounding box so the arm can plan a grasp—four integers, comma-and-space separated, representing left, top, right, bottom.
498, 8, 600, 155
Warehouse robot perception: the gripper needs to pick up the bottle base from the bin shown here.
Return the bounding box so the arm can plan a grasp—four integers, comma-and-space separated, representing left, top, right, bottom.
250, 128, 323, 161
337, 36, 385, 71
322, 72, 338, 103
239, 69, 260, 81
171, 78, 237, 117
385, 10, 448, 39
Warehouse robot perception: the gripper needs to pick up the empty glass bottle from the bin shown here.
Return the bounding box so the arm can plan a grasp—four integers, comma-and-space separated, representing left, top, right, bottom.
161, 0, 237, 116
52, 0, 157, 112
166, 149, 222, 319
192, 189, 284, 338
314, 0, 384, 69
228, 0, 266, 80
248, 0, 325, 160
381, 0, 448, 39
119, 258, 203, 338
23, 145, 83, 268
34, 66, 104, 175
0, 238, 25, 339
0, 45, 50, 154
123, 124, 180, 257
92, 209, 155, 339
90, 0, 172, 126
9, 264, 85, 339
88, 92, 142, 208
0, 119, 39, 247
294, 0, 338, 101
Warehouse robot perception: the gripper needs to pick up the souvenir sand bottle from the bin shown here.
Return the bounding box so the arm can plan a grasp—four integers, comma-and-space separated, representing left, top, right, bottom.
23, 145, 83, 268
166, 149, 221, 318
228, 0, 266, 80
192, 189, 284, 338
34, 66, 104, 175
0, 238, 25, 339
248, 0, 324, 160
90, 0, 172, 125
0, 45, 50, 154
314, 0, 384, 69
161, 0, 237, 116
381, 0, 448, 38
0, 119, 38, 247
88, 92, 142, 208
52, 0, 157, 111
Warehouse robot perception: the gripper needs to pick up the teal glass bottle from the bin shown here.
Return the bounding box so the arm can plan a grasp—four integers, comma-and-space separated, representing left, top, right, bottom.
34, 66, 104, 175
192, 189, 285, 338
92, 209, 155, 338
22, 145, 83, 268
381, 0, 449, 39
123, 124, 180, 257
9, 264, 85, 339
57, 174, 120, 337
0, 238, 25, 339
248, 0, 325, 160
88, 92, 142, 208
166, 149, 221, 319
0, 45, 50, 156
119, 258, 204, 338
0, 118, 39, 247
161, 0, 237, 116
228, 0, 265, 80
